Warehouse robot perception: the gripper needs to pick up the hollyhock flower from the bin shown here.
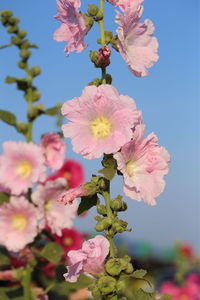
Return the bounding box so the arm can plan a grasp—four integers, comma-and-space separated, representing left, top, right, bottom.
116, 2, 159, 77
53, 0, 88, 56
64, 235, 110, 282
114, 124, 170, 205
109, 0, 143, 11
57, 185, 87, 205
0, 196, 43, 252
40, 132, 66, 171
159, 273, 200, 299
48, 159, 84, 188
0, 141, 46, 195
62, 84, 141, 159
53, 228, 84, 260
32, 178, 78, 236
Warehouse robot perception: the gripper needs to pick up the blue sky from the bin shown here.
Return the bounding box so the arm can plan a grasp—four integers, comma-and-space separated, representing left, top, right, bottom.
0, 0, 199, 253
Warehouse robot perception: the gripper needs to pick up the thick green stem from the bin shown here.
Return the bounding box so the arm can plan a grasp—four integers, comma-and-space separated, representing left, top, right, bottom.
23, 263, 32, 300
102, 190, 115, 258
99, 0, 106, 84
25, 66, 33, 142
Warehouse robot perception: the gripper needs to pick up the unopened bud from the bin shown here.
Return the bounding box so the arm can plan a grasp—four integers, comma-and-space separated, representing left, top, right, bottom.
95, 220, 105, 232
20, 49, 31, 60
87, 4, 99, 17
32, 89, 41, 102
7, 25, 18, 34
106, 258, 122, 276
111, 196, 122, 211
11, 36, 21, 45
21, 40, 30, 49
18, 30, 26, 39
102, 217, 112, 229
125, 262, 134, 274
16, 122, 28, 134
27, 107, 39, 121
95, 10, 103, 21
116, 280, 126, 294
8, 17, 19, 25
98, 45, 111, 67
91, 286, 101, 299
1, 10, 12, 18
18, 60, 27, 69
97, 204, 107, 216
84, 181, 98, 196
97, 276, 116, 295
119, 201, 127, 211
98, 177, 109, 191
35, 103, 44, 112
30, 66, 41, 77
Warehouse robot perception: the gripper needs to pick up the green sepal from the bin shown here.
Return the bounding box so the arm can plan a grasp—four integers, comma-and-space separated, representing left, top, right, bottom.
132, 269, 147, 279
78, 194, 99, 216
0, 109, 17, 126
0, 192, 9, 205
41, 242, 64, 264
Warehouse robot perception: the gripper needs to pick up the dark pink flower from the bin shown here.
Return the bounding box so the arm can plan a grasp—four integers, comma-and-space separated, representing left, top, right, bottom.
53, 0, 88, 56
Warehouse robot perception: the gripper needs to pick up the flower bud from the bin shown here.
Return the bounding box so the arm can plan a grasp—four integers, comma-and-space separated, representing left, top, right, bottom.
91, 286, 101, 299
16, 122, 28, 134
116, 280, 126, 293
18, 30, 27, 39
7, 25, 18, 34
98, 46, 111, 67
21, 40, 30, 49
84, 181, 98, 196
95, 221, 105, 232
87, 4, 99, 17
125, 262, 134, 274
106, 258, 123, 276
102, 217, 112, 229
27, 107, 38, 121
18, 61, 27, 69
1, 10, 12, 18
8, 17, 19, 25
32, 89, 41, 102
119, 201, 127, 211
20, 49, 31, 60
98, 177, 109, 191
95, 11, 103, 21
97, 276, 116, 295
30, 66, 41, 77
94, 215, 102, 222
110, 196, 122, 211
11, 36, 22, 46
97, 204, 107, 216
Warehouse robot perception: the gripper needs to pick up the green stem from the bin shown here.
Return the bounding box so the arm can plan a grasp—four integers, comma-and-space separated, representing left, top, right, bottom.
102, 190, 115, 258
99, 0, 106, 84
25, 66, 33, 142
23, 263, 32, 300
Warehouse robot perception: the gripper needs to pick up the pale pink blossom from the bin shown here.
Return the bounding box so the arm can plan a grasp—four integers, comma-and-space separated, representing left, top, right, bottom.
62, 84, 141, 159
32, 178, 78, 236
40, 132, 66, 171
0, 141, 46, 195
109, 0, 143, 11
114, 124, 170, 205
116, 2, 159, 77
64, 235, 110, 282
0, 196, 43, 252
53, 0, 88, 56
58, 185, 87, 205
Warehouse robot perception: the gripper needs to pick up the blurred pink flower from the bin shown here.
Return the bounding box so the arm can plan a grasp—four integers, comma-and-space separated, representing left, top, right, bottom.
57, 185, 86, 205
0, 196, 43, 252
32, 178, 78, 236
62, 84, 141, 159
116, 2, 159, 77
159, 273, 200, 300
53, 0, 88, 56
0, 141, 46, 195
64, 235, 110, 282
47, 159, 84, 188
114, 124, 170, 205
40, 132, 66, 171
109, 0, 143, 11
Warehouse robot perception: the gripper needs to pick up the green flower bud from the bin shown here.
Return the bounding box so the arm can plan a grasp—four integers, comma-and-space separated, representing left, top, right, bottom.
30, 66, 41, 77
16, 122, 28, 134
18, 30, 27, 39
125, 262, 134, 274
21, 40, 30, 49
8, 17, 19, 25
94, 215, 102, 221
87, 4, 99, 17
98, 177, 109, 191
95, 220, 105, 232
119, 258, 128, 270
84, 14, 94, 28
91, 286, 101, 299
110, 35, 119, 52
105, 74, 112, 84
105, 31, 113, 45
97, 276, 116, 295
7, 25, 18, 34
97, 204, 107, 216
116, 280, 126, 294
18, 61, 27, 69
106, 258, 123, 276
32, 89, 41, 102
124, 255, 131, 262
11, 36, 22, 45
35, 103, 44, 112
95, 11, 103, 21
1, 10, 12, 18
27, 107, 38, 121
102, 217, 112, 229
108, 296, 117, 300
119, 201, 127, 211
110, 196, 122, 211
20, 49, 31, 60
84, 181, 98, 196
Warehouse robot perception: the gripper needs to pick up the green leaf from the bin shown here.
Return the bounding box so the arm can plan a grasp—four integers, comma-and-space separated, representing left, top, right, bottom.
132, 269, 147, 279
0, 110, 16, 126
45, 106, 60, 116
78, 194, 98, 216
0, 292, 9, 300
98, 154, 117, 181
132, 290, 172, 300
99, 167, 116, 181
41, 242, 64, 264
0, 252, 10, 266
5, 76, 16, 84
30, 44, 39, 49
0, 192, 9, 205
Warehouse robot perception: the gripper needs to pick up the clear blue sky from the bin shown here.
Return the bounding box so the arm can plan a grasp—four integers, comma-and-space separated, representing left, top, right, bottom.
0, 0, 199, 253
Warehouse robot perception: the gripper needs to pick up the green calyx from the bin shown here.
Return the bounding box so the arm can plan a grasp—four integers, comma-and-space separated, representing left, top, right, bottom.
106, 258, 123, 276
20, 49, 31, 60
30, 66, 41, 77
97, 204, 107, 215
87, 4, 99, 17
16, 122, 28, 134
97, 276, 116, 295
110, 196, 123, 211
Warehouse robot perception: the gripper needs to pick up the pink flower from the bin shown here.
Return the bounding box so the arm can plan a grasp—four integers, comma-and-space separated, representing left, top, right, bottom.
116, 2, 159, 77
109, 0, 143, 11
40, 132, 66, 171
159, 273, 200, 299
32, 178, 78, 236
0, 141, 46, 195
47, 159, 84, 188
0, 196, 43, 252
114, 124, 170, 205
58, 185, 87, 205
53, 0, 88, 56
61, 84, 141, 159
64, 235, 110, 282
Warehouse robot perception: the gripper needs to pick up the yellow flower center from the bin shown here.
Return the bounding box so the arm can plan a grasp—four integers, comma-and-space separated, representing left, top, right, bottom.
126, 160, 137, 180
12, 214, 27, 231
16, 161, 32, 179
64, 172, 71, 180
180, 296, 188, 300
90, 116, 111, 138
63, 237, 73, 246
45, 199, 53, 213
